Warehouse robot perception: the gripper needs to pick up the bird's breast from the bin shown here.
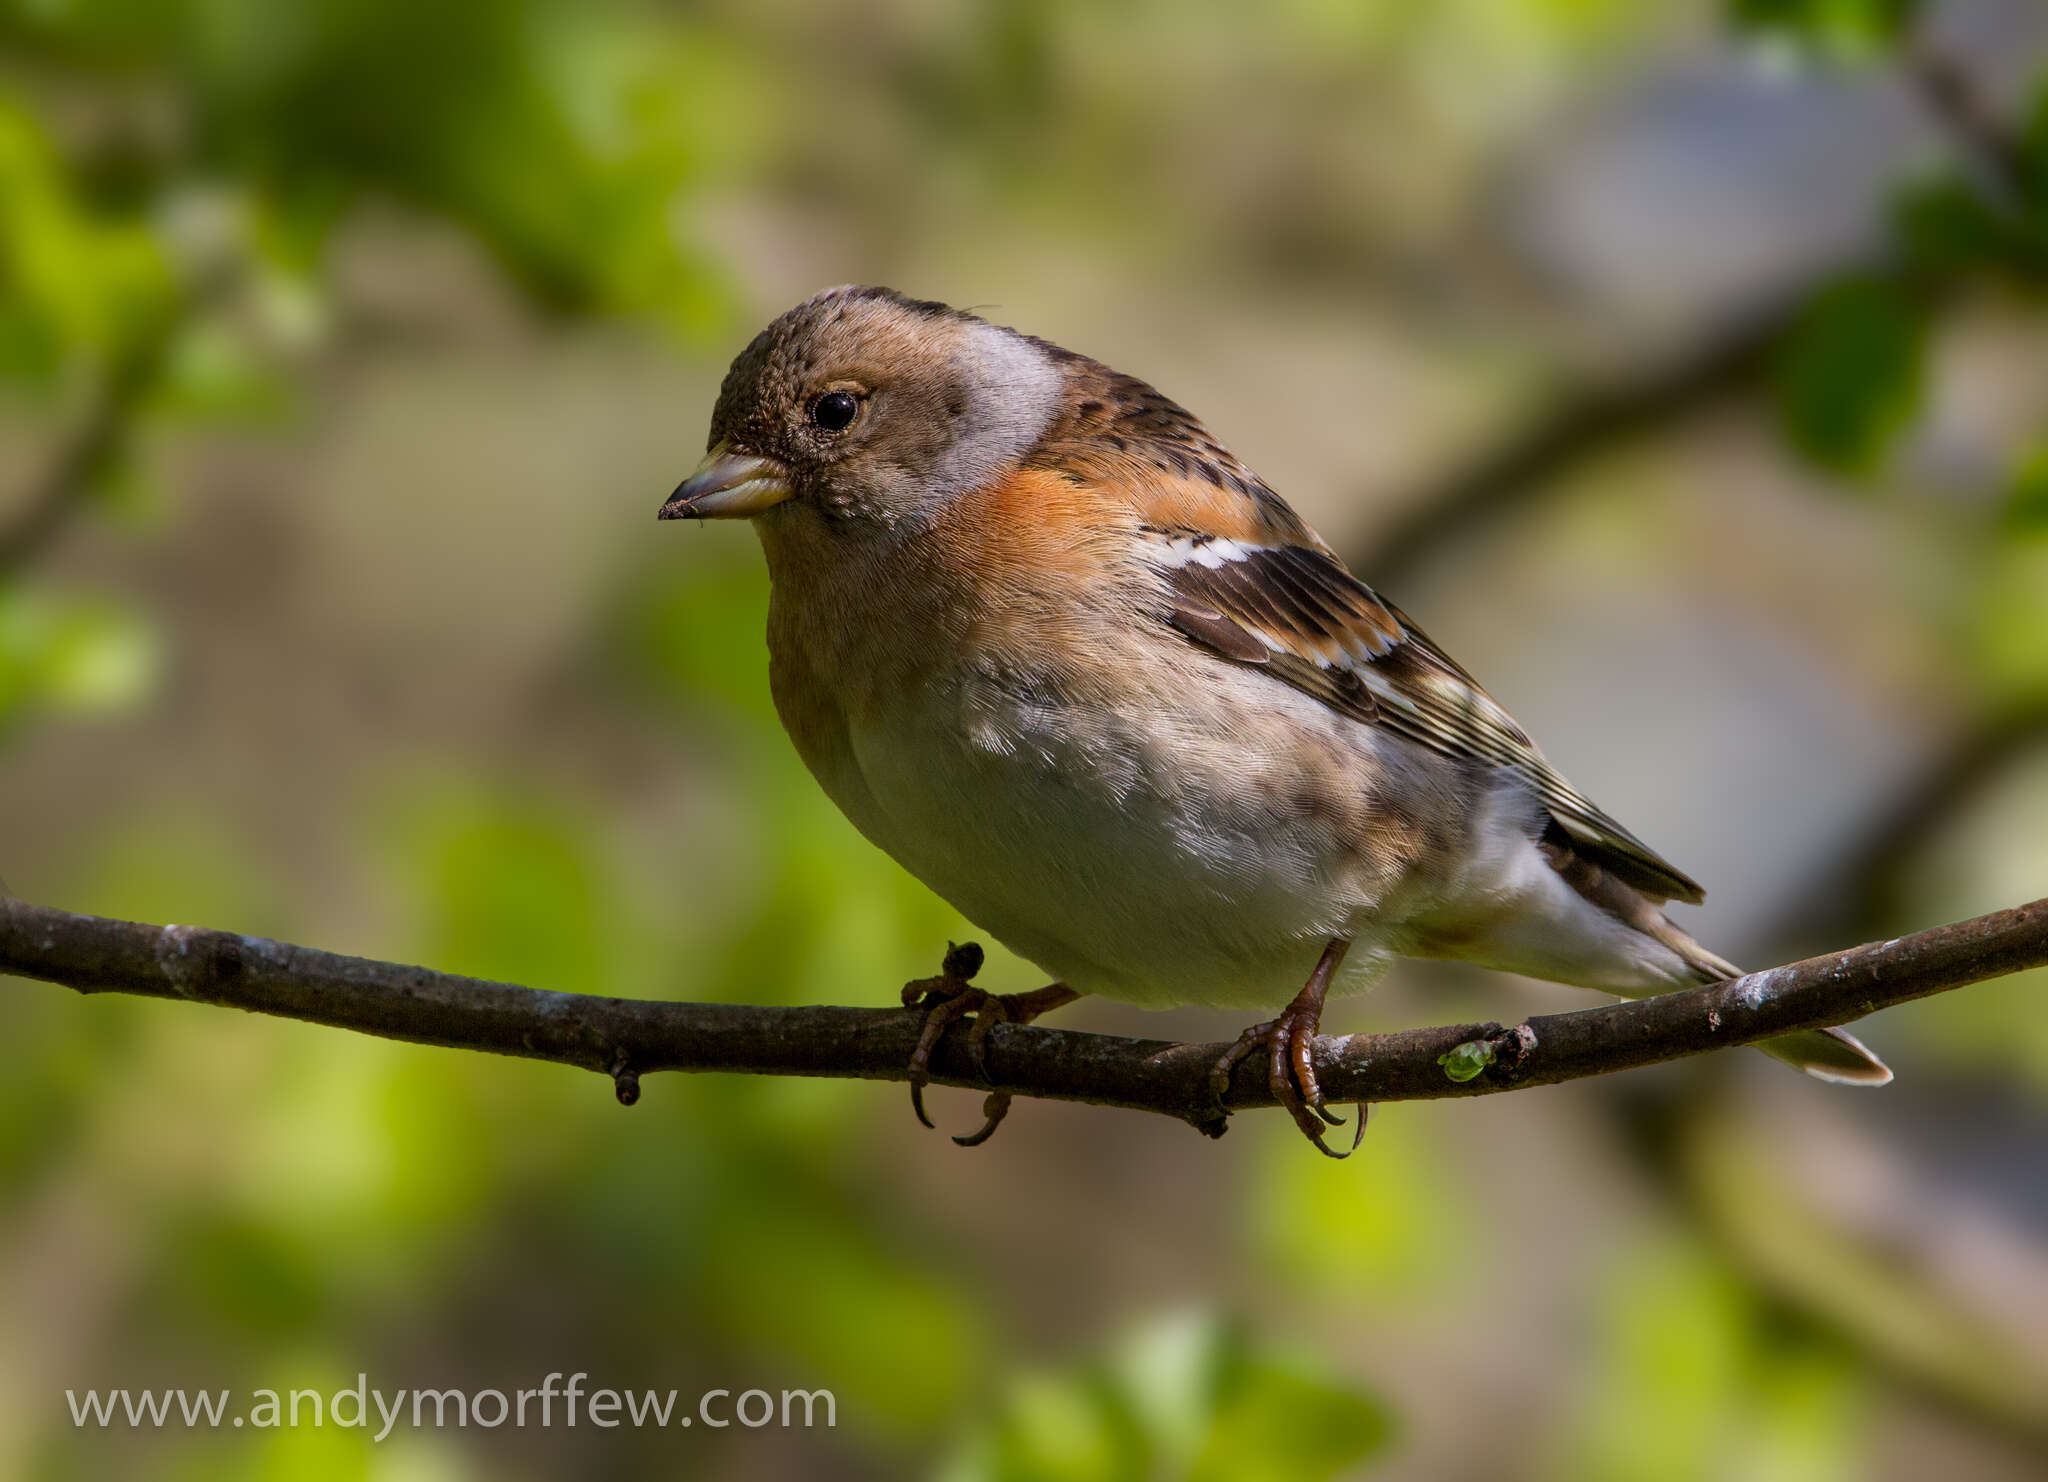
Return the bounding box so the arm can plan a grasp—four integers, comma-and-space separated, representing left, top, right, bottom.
750, 502, 1473, 1008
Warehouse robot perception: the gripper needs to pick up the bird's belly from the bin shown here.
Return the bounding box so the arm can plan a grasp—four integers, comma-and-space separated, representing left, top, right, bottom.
832, 680, 1398, 1011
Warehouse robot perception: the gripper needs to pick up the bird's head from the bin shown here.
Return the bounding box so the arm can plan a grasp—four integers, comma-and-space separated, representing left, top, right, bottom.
659, 286, 1065, 532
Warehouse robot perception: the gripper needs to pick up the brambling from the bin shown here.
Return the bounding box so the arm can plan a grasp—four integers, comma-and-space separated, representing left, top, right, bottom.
659, 286, 1890, 1154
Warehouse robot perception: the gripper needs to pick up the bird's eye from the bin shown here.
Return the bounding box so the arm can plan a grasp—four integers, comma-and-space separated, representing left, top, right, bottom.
810, 390, 859, 432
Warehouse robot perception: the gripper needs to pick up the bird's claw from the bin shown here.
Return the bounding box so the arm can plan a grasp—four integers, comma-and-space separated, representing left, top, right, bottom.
901, 944, 1076, 1145
952, 1091, 1013, 1147
1208, 940, 1367, 1159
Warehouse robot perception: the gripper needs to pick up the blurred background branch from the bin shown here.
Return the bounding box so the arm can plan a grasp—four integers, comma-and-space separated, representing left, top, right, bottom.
1353, 275, 1819, 583
1353, 0, 2040, 586
0, 313, 166, 576
0, 263, 236, 578
1767, 696, 2048, 948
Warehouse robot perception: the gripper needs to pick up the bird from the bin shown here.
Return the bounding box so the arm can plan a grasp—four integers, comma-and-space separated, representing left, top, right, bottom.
658, 285, 1891, 1154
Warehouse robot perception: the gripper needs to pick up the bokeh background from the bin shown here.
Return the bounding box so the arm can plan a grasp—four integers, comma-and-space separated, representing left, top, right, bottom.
3, 0, 2047, 1478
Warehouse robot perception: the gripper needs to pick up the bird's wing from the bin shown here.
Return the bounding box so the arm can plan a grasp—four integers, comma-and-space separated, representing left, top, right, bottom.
1137, 523, 1705, 905
1027, 363, 1704, 904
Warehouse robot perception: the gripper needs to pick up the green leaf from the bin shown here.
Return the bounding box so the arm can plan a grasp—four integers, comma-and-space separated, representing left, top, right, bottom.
1772, 275, 1927, 475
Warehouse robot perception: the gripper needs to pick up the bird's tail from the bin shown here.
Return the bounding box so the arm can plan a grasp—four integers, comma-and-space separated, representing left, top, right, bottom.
1539, 832, 1893, 1085
1663, 935, 1893, 1086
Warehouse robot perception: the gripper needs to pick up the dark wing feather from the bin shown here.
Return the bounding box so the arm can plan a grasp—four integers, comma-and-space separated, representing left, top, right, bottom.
1150, 533, 1705, 905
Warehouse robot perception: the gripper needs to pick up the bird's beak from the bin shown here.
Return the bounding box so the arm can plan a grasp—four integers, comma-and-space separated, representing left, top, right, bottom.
657, 444, 793, 520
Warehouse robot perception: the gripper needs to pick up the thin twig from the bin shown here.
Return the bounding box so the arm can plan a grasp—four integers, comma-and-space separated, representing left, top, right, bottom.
0, 323, 172, 578
0, 262, 240, 579
1353, 275, 1828, 584
1352, 30, 2032, 586
1903, 28, 2031, 203
1764, 700, 2048, 954
2, 897, 2042, 1135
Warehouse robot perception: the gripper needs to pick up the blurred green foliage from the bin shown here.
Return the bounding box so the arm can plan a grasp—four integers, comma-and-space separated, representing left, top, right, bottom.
1684, 1105, 2048, 1437
2007, 444, 2048, 530
1773, 276, 1928, 475
1886, 749, 2048, 1087
0, 0, 741, 740
1752, 1, 2048, 511
937, 1311, 1390, 1482
0, 585, 155, 736
0, 94, 173, 385
2, 1, 2047, 1479
1554, 1239, 1865, 1482
1731, 0, 1919, 52
0, 0, 732, 333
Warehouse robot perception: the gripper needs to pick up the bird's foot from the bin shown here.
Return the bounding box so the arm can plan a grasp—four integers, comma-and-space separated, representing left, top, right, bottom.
1208, 938, 1366, 1159
902, 942, 1078, 1146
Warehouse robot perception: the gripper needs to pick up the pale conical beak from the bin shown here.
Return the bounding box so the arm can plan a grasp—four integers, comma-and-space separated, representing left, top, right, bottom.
657, 445, 793, 520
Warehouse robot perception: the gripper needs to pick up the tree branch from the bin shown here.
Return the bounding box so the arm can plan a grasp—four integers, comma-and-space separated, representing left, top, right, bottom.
1764, 699, 2048, 953
4, 896, 2044, 1134
1353, 278, 1817, 584
1902, 28, 2031, 204
0, 313, 178, 579
1350, 27, 2031, 586
0, 262, 244, 580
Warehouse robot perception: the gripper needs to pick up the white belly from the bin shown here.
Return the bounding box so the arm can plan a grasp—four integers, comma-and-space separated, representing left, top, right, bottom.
824, 670, 1400, 1010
